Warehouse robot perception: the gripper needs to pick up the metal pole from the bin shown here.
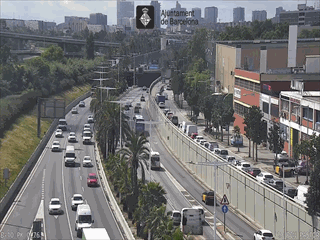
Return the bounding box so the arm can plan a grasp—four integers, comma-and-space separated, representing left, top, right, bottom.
149, 123, 151, 182
37, 97, 41, 138
283, 167, 286, 240
100, 79, 102, 104
224, 212, 226, 232
214, 165, 217, 240
133, 57, 136, 86
120, 103, 122, 148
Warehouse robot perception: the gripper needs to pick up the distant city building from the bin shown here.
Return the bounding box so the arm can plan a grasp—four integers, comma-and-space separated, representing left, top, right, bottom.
204, 6, 218, 23
151, 0, 161, 29
89, 13, 107, 25
168, 1, 186, 30
25, 20, 44, 31
4, 19, 25, 29
192, 7, 201, 21
280, 4, 320, 26
252, 10, 267, 22
87, 24, 106, 33
233, 7, 245, 22
65, 16, 89, 24
117, 0, 134, 26
272, 6, 285, 23
68, 18, 88, 32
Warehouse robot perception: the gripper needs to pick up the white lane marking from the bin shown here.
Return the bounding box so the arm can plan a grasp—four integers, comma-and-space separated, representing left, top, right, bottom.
82, 187, 84, 192
0, 131, 54, 232
61, 155, 74, 240
80, 176, 82, 181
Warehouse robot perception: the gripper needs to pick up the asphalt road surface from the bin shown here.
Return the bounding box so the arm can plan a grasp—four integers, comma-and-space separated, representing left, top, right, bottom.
0, 97, 123, 240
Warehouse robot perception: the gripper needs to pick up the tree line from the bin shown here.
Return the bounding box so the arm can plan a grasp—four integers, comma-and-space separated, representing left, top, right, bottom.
0, 43, 102, 138
90, 95, 184, 239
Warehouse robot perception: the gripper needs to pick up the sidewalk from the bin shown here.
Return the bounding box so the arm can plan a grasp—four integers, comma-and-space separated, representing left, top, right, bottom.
170, 97, 302, 188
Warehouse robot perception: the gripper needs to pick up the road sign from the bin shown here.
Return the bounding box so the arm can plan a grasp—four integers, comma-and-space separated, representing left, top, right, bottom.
222, 205, 228, 213
220, 194, 229, 205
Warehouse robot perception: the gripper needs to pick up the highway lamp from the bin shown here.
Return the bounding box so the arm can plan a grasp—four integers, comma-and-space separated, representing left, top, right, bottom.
98, 87, 117, 101
109, 100, 127, 150
187, 160, 232, 240
92, 77, 112, 104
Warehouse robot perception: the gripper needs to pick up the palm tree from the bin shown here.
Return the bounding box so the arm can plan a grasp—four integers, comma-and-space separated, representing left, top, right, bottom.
145, 204, 176, 239
120, 130, 150, 212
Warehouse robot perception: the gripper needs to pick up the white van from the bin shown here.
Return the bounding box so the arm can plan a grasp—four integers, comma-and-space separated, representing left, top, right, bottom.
64, 145, 76, 167
294, 185, 309, 206
192, 206, 205, 224
186, 125, 198, 136
180, 121, 187, 133
75, 204, 94, 237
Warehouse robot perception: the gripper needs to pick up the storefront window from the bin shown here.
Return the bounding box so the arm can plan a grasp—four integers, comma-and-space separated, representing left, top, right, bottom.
271, 104, 279, 117
263, 102, 269, 114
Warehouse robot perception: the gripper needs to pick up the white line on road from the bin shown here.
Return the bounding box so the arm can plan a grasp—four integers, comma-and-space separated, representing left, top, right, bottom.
80, 176, 82, 181
82, 187, 84, 192
62, 154, 74, 240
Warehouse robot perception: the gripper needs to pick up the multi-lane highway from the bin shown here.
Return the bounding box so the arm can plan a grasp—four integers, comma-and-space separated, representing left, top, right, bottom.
0, 97, 123, 240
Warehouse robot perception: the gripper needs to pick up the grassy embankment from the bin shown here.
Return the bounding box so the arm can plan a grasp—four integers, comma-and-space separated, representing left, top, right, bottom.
0, 84, 91, 200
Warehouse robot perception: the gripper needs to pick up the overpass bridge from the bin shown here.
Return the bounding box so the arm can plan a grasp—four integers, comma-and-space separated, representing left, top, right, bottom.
0, 31, 120, 52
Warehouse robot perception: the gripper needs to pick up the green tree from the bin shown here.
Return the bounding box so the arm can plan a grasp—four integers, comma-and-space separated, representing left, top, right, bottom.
86, 32, 95, 60
41, 45, 65, 62
243, 107, 254, 158
188, 28, 207, 61
134, 182, 167, 237
267, 120, 284, 169
119, 131, 150, 214
250, 106, 265, 161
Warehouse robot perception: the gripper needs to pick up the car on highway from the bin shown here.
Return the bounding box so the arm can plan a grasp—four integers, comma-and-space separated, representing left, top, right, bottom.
55, 129, 63, 138
275, 161, 296, 177
199, 140, 208, 146
79, 101, 85, 107
253, 229, 274, 240
190, 132, 198, 139
274, 150, 289, 162
226, 156, 236, 163
87, 173, 98, 187
83, 127, 91, 133
71, 194, 84, 211
142, 86, 147, 91
83, 124, 91, 130
51, 141, 61, 152
171, 116, 178, 126
58, 118, 68, 131
256, 172, 274, 184
136, 102, 141, 109
163, 108, 170, 115
202, 191, 216, 205
170, 210, 181, 225
48, 198, 62, 215
68, 132, 77, 143
71, 107, 78, 114
140, 95, 145, 101
236, 162, 252, 172
219, 149, 229, 159
146, 88, 149, 93
87, 115, 94, 123
159, 102, 165, 108
83, 156, 92, 167
195, 136, 204, 143
166, 85, 171, 90
166, 111, 174, 120
134, 106, 139, 113
268, 179, 285, 192
247, 167, 261, 177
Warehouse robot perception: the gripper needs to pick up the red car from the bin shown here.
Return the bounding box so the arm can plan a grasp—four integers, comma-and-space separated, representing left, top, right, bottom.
191, 132, 198, 139
87, 173, 98, 187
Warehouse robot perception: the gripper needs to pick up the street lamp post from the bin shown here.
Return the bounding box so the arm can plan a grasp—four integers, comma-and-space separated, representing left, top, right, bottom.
109, 100, 127, 150
98, 87, 117, 101
188, 160, 232, 240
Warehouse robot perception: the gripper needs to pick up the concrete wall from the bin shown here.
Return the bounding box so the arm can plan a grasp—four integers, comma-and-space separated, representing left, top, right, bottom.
148, 81, 320, 239
215, 44, 236, 93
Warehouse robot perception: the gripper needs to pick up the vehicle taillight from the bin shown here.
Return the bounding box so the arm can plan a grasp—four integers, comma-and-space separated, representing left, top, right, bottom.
262, 237, 265, 240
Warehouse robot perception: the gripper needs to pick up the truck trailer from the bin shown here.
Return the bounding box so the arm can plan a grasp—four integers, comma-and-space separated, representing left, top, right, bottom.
82, 228, 110, 240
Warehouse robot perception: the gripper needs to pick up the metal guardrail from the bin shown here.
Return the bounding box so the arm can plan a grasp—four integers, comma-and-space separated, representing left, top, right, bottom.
148, 78, 320, 238
0, 91, 91, 223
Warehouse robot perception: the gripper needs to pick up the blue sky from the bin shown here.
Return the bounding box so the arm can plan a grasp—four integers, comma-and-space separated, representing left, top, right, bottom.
0, 0, 310, 25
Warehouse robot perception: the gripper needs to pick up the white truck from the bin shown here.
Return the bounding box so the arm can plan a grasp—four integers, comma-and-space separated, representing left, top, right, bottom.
82, 228, 110, 240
